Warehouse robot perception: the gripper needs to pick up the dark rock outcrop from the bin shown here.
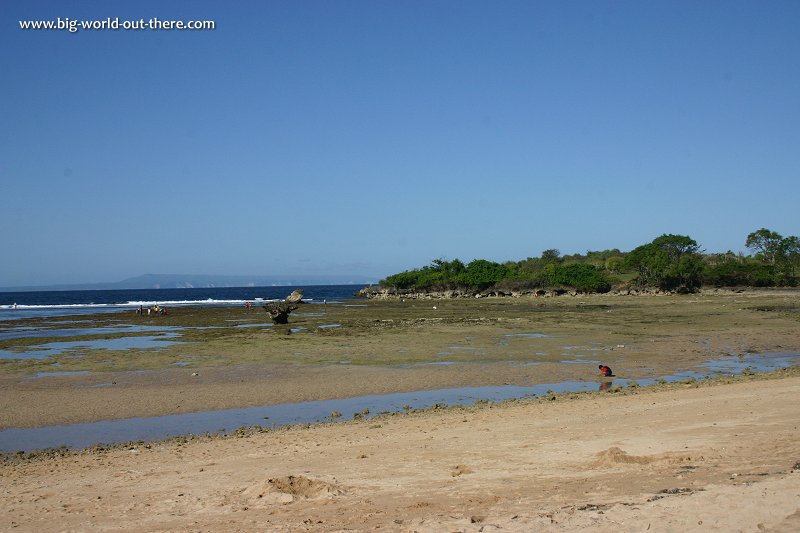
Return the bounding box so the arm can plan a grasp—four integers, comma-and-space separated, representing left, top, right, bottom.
262, 288, 305, 324
357, 284, 698, 300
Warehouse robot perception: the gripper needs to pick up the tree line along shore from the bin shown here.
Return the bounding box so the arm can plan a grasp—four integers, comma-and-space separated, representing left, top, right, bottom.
368, 228, 800, 296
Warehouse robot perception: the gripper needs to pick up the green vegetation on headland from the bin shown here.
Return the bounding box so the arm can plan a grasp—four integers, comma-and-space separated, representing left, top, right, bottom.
377, 228, 800, 294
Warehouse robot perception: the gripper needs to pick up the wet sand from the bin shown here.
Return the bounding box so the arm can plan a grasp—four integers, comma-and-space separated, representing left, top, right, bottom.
2, 373, 800, 532
1, 290, 799, 429
1, 290, 800, 531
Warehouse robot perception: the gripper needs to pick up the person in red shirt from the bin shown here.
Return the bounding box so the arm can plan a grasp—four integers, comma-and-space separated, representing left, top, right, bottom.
598, 364, 613, 377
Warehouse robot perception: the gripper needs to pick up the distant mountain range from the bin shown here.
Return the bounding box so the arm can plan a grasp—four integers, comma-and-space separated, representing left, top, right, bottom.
0, 274, 379, 292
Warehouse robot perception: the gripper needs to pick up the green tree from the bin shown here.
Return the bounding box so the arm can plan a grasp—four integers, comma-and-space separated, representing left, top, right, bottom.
746, 228, 784, 266
541, 248, 561, 263
745, 229, 800, 285
651, 234, 700, 261
380, 270, 423, 289
456, 259, 510, 289
605, 256, 624, 273
430, 258, 466, 279
783, 236, 800, 280
626, 234, 703, 290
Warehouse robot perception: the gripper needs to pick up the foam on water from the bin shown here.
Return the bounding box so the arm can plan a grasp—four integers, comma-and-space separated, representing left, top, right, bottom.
0, 284, 365, 320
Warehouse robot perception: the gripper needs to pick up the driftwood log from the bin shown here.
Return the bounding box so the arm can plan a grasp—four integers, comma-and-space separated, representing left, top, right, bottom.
262, 289, 305, 324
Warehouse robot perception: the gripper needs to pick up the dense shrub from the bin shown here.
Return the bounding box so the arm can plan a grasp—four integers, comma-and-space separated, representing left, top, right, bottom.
703, 261, 775, 287
455, 259, 510, 289
552, 264, 611, 292
378, 228, 798, 293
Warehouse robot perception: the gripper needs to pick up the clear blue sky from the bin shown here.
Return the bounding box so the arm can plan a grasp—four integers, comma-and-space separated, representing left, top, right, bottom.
2, 1, 798, 287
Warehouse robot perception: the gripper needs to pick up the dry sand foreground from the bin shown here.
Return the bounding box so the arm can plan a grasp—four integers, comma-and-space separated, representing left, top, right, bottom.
3, 375, 800, 532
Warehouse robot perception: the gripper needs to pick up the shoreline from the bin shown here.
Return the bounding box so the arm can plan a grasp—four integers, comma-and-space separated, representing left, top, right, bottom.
3, 371, 799, 532
3, 290, 799, 531
357, 285, 800, 299
4, 364, 798, 460
2, 291, 799, 432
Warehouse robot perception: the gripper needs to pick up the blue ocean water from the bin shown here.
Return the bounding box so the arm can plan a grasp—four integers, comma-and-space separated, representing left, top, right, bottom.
0, 285, 367, 320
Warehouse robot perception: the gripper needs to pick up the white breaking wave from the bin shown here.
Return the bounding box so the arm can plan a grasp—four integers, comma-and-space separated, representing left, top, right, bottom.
1, 303, 114, 310
0, 298, 283, 311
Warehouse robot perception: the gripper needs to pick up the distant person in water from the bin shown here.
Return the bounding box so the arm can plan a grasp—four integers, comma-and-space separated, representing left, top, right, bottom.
599, 364, 613, 377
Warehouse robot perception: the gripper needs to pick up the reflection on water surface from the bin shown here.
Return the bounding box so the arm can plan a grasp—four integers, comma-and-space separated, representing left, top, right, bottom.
0, 352, 797, 454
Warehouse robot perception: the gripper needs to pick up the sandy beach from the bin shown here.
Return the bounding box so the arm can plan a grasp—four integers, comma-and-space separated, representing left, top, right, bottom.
3, 372, 800, 532
2, 290, 799, 531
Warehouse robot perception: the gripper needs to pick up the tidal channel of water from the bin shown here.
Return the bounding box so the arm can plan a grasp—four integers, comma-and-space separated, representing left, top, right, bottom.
1, 352, 797, 453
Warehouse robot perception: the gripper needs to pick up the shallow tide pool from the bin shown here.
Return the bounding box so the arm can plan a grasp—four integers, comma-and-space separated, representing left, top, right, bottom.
0, 334, 184, 360
0, 352, 797, 454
